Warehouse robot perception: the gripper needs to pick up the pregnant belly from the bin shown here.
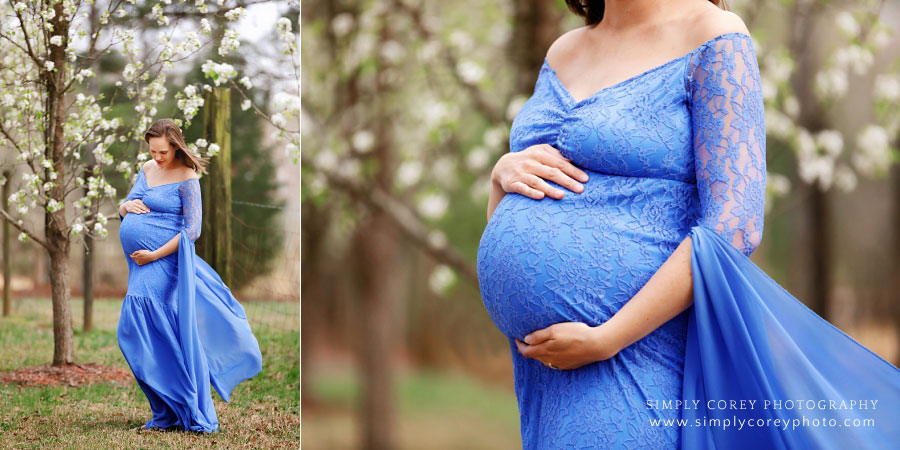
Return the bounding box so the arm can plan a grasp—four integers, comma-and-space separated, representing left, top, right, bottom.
476, 172, 699, 340
119, 211, 181, 256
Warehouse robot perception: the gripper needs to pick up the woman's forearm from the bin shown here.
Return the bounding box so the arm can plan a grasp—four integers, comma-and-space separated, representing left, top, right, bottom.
600, 235, 695, 352
487, 179, 506, 221
152, 232, 181, 260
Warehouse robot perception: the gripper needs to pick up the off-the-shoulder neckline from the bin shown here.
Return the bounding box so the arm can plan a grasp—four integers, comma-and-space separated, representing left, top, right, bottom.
139, 166, 199, 189
543, 31, 753, 107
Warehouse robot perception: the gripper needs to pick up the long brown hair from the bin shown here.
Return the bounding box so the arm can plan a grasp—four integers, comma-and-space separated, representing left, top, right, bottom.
565, 0, 728, 25
143, 118, 209, 174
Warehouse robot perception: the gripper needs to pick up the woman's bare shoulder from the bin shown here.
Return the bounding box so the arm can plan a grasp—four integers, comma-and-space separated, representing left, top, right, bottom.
182, 166, 200, 181
685, 6, 751, 46
545, 26, 590, 64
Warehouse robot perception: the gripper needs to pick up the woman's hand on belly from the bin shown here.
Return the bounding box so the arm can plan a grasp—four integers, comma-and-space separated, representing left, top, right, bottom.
487, 144, 590, 220
514, 321, 623, 370
130, 249, 160, 266
492, 144, 589, 201
123, 199, 150, 215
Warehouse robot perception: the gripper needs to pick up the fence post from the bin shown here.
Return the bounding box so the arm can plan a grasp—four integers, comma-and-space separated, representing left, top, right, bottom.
2, 169, 9, 317
198, 86, 233, 286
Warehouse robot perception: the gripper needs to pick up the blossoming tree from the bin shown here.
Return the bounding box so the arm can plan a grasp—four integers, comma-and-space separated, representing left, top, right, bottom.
0, 0, 299, 366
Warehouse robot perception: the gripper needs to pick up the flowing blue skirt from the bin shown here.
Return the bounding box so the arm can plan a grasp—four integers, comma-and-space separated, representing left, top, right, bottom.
684, 225, 900, 448
117, 232, 263, 432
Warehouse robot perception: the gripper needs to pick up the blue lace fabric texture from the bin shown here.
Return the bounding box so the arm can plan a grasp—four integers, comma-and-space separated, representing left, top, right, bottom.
477, 32, 900, 449
117, 166, 263, 433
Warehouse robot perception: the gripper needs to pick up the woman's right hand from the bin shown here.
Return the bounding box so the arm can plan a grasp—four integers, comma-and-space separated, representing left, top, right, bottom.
123, 199, 150, 214
490, 144, 589, 200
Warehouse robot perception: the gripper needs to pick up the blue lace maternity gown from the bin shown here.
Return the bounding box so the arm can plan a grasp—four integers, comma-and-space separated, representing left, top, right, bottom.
117, 166, 263, 433
477, 32, 900, 449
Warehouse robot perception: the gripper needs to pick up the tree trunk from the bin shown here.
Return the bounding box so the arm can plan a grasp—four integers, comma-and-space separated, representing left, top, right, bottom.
788, 4, 831, 318
82, 226, 94, 332
892, 160, 900, 365
510, 0, 562, 94
808, 187, 830, 317
355, 213, 398, 450
49, 247, 74, 365
2, 169, 10, 317
46, 4, 74, 366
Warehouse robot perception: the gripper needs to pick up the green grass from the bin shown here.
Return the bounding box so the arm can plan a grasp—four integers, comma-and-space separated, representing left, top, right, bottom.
304, 364, 521, 450
0, 297, 299, 449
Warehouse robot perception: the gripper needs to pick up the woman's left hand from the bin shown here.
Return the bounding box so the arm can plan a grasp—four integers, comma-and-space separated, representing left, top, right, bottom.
130, 249, 158, 266
515, 322, 623, 370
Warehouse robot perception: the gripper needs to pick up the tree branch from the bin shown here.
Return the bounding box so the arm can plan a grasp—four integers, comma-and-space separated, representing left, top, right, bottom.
394, 0, 504, 123
301, 156, 478, 283
0, 208, 49, 250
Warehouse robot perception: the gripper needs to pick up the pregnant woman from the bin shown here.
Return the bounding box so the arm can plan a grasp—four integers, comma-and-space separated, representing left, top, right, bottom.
117, 118, 263, 433
477, 0, 900, 448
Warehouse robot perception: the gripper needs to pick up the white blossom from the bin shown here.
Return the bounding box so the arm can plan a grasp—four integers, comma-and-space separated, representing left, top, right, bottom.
428, 265, 456, 295
380, 40, 405, 64
874, 74, 900, 103
431, 156, 457, 188
224, 7, 245, 22
853, 125, 892, 177
833, 164, 857, 192
201, 61, 236, 86
466, 147, 490, 170
331, 13, 354, 37
50, 35, 63, 46
835, 12, 859, 38
783, 96, 800, 119
314, 150, 338, 171
239, 76, 252, 90
506, 96, 528, 121
352, 130, 374, 153
218, 28, 240, 57
457, 60, 485, 84
46, 199, 63, 213
814, 67, 848, 100
336, 158, 361, 179
75, 68, 95, 83
241, 99, 251, 111
427, 230, 447, 249
767, 172, 791, 196
396, 161, 423, 188
44, 61, 54, 72
418, 193, 449, 219
483, 127, 507, 148
833, 45, 873, 75
272, 113, 287, 128
815, 130, 843, 158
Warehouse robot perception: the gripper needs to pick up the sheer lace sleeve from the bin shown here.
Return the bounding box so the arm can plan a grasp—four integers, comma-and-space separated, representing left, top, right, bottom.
179, 178, 202, 242
687, 33, 766, 257
119, 168, 147, 221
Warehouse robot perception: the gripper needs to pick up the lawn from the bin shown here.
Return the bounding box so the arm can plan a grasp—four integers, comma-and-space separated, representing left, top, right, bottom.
303, 362, 522, 449
0, 297, 299, 449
